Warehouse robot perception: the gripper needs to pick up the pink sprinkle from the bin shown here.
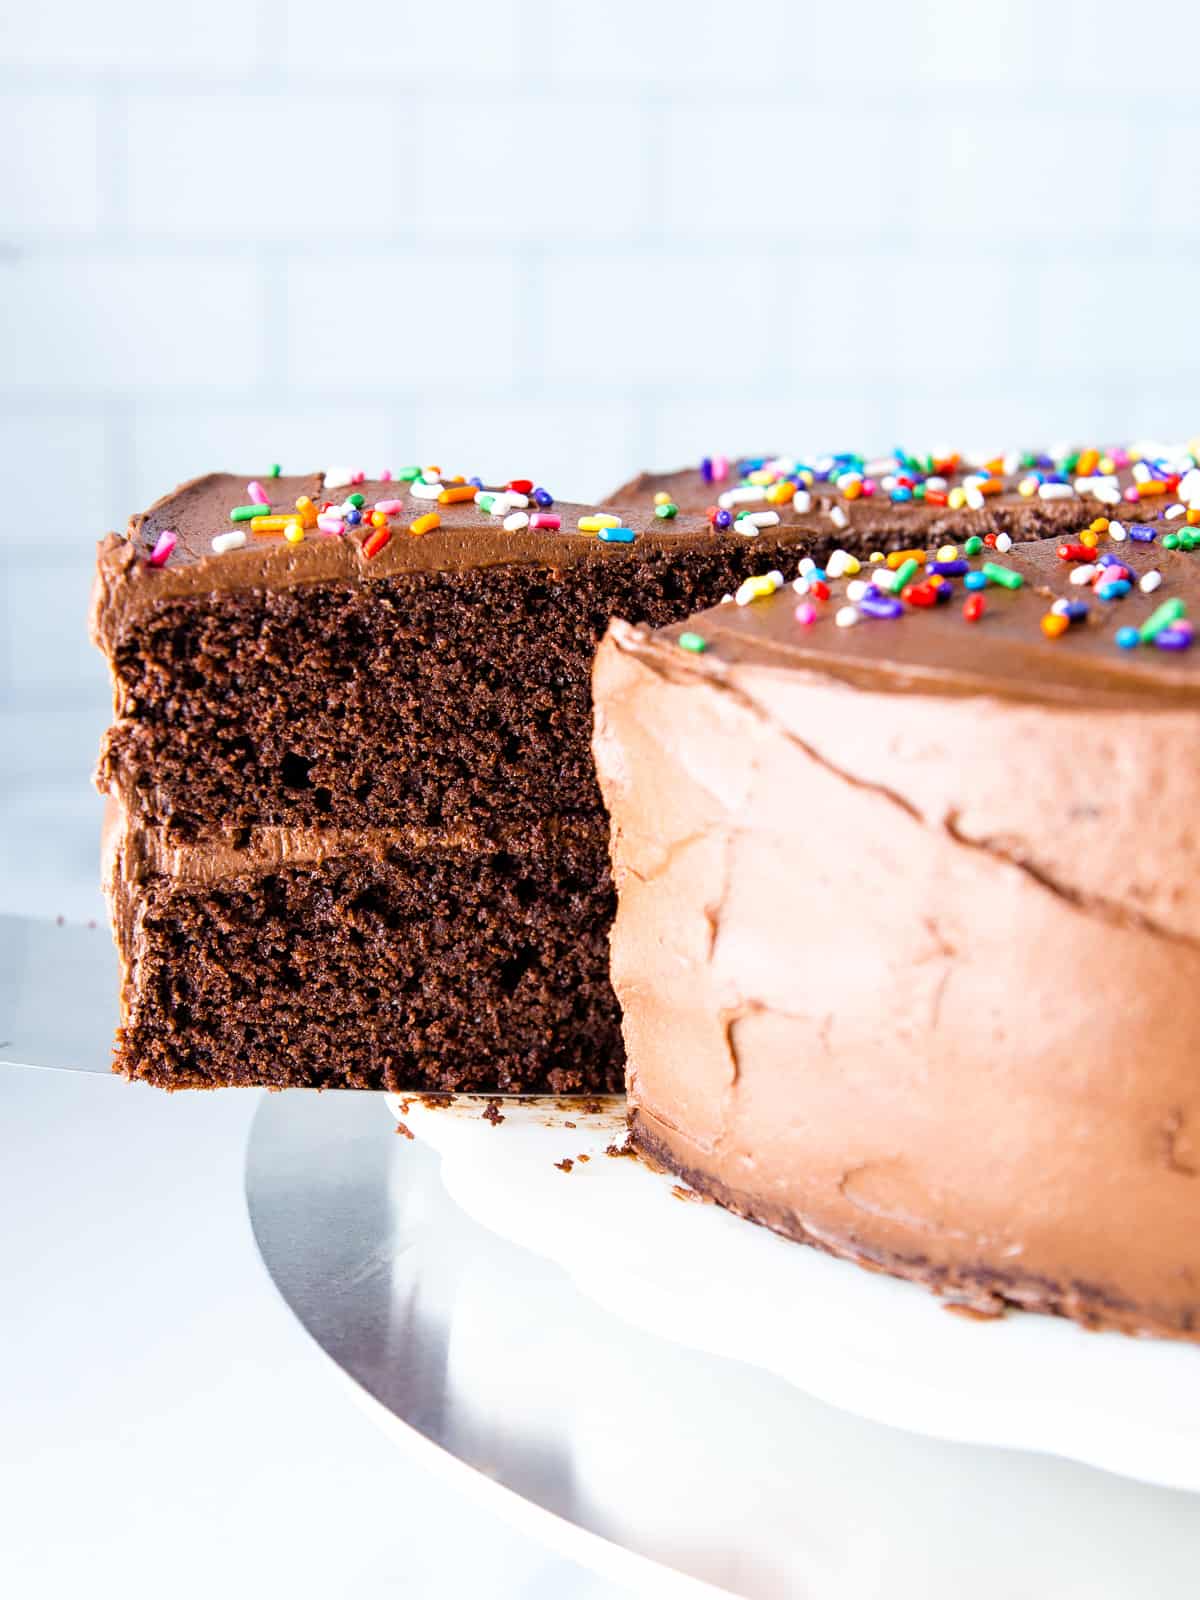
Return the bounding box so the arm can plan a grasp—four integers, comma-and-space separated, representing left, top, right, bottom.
147, 529, 177, 567
247, 480, 270, 505
352, 470, 366, 484
316, 514, 345, 535
794, 601, 817, 626
1124, 485, 1141, 502
1113, 449, 1130, 469
862, 479, 877, 497
373, 499, 405, 515
712, 454, 729, 482
530, 513, 561, 531
380, 469, 393, 482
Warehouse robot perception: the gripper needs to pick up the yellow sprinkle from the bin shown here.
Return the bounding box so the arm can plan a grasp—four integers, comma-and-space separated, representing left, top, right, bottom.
840, 554, 861, 576
928, 573, 945, 588
766, 481, 795, 505
1018, 477, 1038, 498
869, 550, 885, 564
1099, 456, 1115, 475
370, 510, 388, 528
736, 575, 777, 605
1079, 530, 1099, 548
284, 520, 305, 544
578, 514, 620, 532
886, 547, 928, 570
409, 512, 441, 537
746, 469, 773, 486
653, 491, 671, 505
936, 544, 958, 562
250, 514, 291, 532
948, 487, 967, 510
1089, 517, 1110, 533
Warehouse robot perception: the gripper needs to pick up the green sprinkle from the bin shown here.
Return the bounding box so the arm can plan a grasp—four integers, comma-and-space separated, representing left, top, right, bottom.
893, 557, 920, 590
1183, 532, 1200, 552
912, 482, 926, 500
654, 501, 679, 520
982, 562, 1023, 590
230, 504, 267, 521
1163, 533, 1181, 550
477, 492, 500, 513
1140, 596, 1186, 643
396, 466, 422, 482
678, 631, 707, 653
269, 463, 281, 478
964, 535, 983, 556
347, 492, 365, 508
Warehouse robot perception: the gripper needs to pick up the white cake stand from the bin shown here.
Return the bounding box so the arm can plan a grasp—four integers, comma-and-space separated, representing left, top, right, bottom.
245, 1091, 1200, 1599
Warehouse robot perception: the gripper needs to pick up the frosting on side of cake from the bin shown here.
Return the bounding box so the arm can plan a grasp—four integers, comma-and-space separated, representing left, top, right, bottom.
592, 529, 1200, 1339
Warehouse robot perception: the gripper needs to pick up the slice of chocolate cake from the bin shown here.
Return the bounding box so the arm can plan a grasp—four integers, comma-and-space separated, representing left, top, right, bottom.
93, 467, 837, 1091
592, 504, 1200, 1340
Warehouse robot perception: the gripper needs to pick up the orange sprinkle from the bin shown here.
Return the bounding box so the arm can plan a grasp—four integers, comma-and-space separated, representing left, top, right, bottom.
977, 478, 1003, 496
362, 525, 392, 560
438, 485, 477, 504
409, 512, 441, 537
1076, 448, 1100, 476
1138, 480, 1167, 497
1188, 508, 1200, 526
766, 481, 794, 505
886, 548, 927, 570
294, 496, 318, 526
843, 481, 862, 500
1041, 612, 1070, 639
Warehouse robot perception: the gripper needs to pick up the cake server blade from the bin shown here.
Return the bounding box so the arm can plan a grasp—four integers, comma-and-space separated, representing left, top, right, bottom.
0, 912, 612, 1094
0, 913, 119, 1074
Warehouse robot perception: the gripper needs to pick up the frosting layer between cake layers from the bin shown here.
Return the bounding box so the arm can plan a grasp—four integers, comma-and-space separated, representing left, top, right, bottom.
592, 536, 1200, 1339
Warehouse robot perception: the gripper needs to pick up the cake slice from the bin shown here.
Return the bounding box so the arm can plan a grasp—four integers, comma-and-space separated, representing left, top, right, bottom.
593, 521, 1200, 1339
92, 466, 843, 1090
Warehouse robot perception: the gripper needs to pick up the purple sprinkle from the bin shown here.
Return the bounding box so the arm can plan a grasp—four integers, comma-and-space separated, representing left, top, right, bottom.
700, 457, 714, 484
928, 559, 968, 577
1154, 625, 1193, 651
1129, 525, 1157, 542
714, 508, 733, 529
859, 593, 904, 620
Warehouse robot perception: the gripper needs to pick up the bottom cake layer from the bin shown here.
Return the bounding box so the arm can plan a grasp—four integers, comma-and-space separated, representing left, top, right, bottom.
105, 810, 621, 1091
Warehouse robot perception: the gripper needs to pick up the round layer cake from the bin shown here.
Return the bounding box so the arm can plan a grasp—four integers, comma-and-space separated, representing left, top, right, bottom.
593, 503, 1200, 1340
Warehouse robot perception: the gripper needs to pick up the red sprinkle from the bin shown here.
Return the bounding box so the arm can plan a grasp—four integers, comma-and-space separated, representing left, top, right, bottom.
902, 581, 938, 607
963, 593, 985, 623
983, 532, 998, 548
1057, 541, 1094, 562
925, 489, 948, 506
808, 578, 830, 601
362, 525, 392, 560
508, 478, 533, 494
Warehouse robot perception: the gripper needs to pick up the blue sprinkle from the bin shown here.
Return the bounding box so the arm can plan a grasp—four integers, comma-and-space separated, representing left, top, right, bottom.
859, 594, 904, 620
598, 525, 636, 544
890, 486, 913, 502
928, 559, 968, 576
1129, 525, 1157, 542
346, 508, 362, 525
934, 579, 954, 601
1097, 552, 1126, 567
1097, 579, 1132, 600
1115, 626, 1140, 649
700, 457, 714, 484
1155, 626, 1193, 651
468, 476, 484, 488
964, 571, 989, 591
715, 509, 732, 530
532, 487, 553, 508
1062, 600, 1089, 623
809, 567, 827, 583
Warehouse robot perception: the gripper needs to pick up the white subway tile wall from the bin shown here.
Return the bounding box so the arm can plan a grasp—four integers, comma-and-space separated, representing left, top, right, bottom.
1, 0, 1198, 917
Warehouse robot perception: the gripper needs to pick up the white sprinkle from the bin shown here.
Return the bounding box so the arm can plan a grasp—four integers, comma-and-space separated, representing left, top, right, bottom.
1052, 597, 1072, 615
718, 486, 766, 509
733, 517, 760, 538
792, 489, 813, 515
925, 475, 948, 492
798, 557, 817, 577
994, 531, 1013, 553
505, 492, 530, 510
792, 577, 809, 596
830, 505, 849, 530
1140, 570, 1163, 594
1179, 468, 1200, 505
846, 579, 869, 602
1069, 564, 1098, 586
410, 479, 443, 500
1038, 482, 1076, 501
1132, 462, 1153, 484
503, 512, 529, 532
1075, 474, 1119, 496
767, 569, 784, 585
211, 530, 247, 555
1165, 502, 1187, 521
1108, 520, 1127, 542
834, 605, 859, 628
965, 487, 985, 511
1093, 484, 1122, 506
323, 467, 355, 490
826, 549, 852, 578
740, 510, 780, 528
720, 593, 733, 604
872, 567, 899, 593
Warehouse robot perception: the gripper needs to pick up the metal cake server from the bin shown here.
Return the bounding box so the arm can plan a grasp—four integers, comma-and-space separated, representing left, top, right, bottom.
0, 913, 118, 1074
0, 912, 610, 1096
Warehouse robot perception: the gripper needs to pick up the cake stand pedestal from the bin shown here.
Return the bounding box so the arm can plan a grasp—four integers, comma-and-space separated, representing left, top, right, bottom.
245, 1091, 1200, 1600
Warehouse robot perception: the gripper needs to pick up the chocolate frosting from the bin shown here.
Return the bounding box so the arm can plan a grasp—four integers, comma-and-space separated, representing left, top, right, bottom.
592, 534, 1200, 1339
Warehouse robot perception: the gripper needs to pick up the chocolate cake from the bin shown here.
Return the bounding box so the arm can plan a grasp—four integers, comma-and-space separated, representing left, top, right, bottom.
592, 470, 1200, 1341
93, 466, 849, 1091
